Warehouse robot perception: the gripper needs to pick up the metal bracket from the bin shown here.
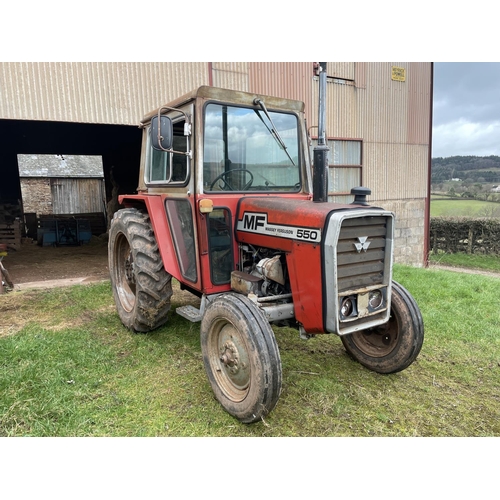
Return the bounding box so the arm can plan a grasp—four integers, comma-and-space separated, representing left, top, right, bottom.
299, 325, 312, 340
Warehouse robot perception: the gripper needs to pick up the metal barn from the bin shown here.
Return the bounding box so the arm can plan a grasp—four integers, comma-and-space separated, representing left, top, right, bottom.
0, 62, 433, 266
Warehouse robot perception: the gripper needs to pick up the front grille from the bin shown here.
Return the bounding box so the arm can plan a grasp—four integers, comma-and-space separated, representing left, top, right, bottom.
336, 216, 388, 292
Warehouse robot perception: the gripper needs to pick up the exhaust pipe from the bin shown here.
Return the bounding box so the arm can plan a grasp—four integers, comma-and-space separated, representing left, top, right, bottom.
313, 62, 329, 203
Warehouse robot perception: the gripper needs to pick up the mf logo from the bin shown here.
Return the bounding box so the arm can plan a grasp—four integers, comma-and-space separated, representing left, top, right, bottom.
242, 213, 266, 231
354, 236, 370, 253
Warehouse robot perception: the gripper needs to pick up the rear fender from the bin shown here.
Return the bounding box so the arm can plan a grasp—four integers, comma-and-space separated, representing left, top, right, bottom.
119, 194, 185, 284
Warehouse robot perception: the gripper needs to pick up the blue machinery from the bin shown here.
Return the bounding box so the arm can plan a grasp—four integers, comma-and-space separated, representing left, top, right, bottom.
37, 218, 92, 247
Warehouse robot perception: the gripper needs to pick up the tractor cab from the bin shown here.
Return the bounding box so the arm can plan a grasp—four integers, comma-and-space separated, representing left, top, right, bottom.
121, 86, 312, 296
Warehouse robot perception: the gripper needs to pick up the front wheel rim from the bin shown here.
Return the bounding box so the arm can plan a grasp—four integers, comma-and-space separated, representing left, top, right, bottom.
209, 319, 251, 402
350, 313, 400, 358
114, 232, 136, 312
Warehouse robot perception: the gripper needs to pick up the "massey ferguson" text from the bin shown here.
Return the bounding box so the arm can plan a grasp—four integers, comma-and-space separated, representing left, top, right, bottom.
237, 212, 321, 242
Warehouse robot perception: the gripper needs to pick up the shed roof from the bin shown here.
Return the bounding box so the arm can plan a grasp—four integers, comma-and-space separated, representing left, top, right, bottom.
17, 154, 104, 178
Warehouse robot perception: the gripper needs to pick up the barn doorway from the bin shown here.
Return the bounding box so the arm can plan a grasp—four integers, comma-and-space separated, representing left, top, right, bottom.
0, 119, 142, 286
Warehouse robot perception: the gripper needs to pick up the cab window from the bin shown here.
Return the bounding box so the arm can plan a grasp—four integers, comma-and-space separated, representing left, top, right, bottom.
203, 103, 300, 192
147, 119, 189, 185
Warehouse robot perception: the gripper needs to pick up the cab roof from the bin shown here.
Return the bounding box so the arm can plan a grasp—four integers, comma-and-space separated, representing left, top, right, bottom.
140, 85, 305, 126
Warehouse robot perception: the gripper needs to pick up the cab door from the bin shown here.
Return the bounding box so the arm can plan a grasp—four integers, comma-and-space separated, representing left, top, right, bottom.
144, 104, 202, 291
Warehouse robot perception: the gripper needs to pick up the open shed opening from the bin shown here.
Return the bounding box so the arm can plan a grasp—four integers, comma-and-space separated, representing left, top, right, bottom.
0, 119, 142, 285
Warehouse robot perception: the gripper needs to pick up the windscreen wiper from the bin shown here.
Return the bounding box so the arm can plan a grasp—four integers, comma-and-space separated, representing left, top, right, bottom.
253, 98, 296, 167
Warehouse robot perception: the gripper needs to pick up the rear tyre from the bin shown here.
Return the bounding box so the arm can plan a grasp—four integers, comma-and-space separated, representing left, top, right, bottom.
201, 293, 282, 423
341, 281, 424, 374
109, 208, 173, 332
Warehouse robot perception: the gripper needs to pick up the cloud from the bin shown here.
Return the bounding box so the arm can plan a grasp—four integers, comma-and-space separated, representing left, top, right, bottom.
432, 62, 500, 157
432, 118, 500, 158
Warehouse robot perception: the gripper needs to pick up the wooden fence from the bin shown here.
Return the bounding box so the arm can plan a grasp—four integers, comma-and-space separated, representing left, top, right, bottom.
0, 220, 21, 250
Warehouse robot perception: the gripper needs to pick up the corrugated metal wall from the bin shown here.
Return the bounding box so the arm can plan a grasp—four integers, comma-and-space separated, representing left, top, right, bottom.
327, 62, 355, 81
212, 62, 249, 91
356, 62, 432, 202
248, 63, 313, 104
407, 62, 433, 145
0, 62, 209, 124
1, 61, 431, 203
310, 78, 358, 139
357, 62, 428, 144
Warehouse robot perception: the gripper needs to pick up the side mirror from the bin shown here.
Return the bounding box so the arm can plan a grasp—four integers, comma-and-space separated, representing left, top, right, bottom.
151, 115, 173, 151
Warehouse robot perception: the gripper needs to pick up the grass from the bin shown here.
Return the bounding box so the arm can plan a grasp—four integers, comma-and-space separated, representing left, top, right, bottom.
430, 198, 500, 217
1, 267, 499, 437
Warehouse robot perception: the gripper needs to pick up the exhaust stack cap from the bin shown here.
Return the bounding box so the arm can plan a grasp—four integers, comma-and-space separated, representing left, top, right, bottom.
351, 186, 371, 206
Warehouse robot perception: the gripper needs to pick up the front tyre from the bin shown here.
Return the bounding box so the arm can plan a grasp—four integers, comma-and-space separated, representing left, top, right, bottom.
108, 208, 173, 332
341, 281, 424, 374
201, 293, 282, 423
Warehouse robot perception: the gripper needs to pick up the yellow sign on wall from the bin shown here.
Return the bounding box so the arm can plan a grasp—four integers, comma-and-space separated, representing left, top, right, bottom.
392, 66, 406, 82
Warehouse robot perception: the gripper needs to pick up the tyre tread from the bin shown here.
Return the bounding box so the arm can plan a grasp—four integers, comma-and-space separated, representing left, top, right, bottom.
109, 208, 173, 332
201, 293, 282, 423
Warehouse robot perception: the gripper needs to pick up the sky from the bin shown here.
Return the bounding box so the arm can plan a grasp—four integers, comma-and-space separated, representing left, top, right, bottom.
432, 62, 500, 158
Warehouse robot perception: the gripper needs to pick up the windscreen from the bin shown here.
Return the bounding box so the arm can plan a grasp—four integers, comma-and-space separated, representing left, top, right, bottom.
203, 103, 301, 192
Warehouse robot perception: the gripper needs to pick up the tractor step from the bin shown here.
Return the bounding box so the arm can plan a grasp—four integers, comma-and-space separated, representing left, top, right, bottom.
176, 305, 202, 322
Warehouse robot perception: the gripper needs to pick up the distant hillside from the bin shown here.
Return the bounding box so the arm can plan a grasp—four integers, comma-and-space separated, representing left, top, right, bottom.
431, 155, 500, 183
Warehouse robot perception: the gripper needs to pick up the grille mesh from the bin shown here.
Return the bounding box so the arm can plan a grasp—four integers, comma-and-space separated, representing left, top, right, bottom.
336, 216, 388, 292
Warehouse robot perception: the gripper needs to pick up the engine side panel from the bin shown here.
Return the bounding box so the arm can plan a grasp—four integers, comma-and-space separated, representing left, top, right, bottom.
285, 241, 324, 332
235, 197, 354, 247
235, 197, 353, 333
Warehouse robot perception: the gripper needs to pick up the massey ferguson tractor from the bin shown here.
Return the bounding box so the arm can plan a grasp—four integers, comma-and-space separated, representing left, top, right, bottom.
108, 63, 424, 423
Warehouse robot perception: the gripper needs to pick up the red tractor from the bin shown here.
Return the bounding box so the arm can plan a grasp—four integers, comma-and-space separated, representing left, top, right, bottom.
109, 65, 424, 423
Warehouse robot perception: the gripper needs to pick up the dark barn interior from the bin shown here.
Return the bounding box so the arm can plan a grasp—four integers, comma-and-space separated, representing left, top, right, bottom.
0, 119, 142, 287
0, 119, 142, 211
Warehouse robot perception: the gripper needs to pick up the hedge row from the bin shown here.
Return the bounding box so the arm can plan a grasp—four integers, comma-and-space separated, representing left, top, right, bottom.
430, 217, 500, 255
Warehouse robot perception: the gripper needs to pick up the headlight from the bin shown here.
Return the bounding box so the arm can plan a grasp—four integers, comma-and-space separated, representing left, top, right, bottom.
368, 290, 383, 309
340, 296, 357, 319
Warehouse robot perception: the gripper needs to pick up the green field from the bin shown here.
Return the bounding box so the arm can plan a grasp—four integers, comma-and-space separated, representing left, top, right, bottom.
430, 197, 500, 217
1, 265, 499, 439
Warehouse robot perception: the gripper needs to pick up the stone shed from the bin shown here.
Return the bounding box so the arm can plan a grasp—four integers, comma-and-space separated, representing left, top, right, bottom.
17, 154, 107, 238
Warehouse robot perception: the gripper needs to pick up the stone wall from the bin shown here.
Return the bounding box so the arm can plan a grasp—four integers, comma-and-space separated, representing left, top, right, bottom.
379, 199, 426, 267
20, 178, 53, 215
430, 217, 500, 255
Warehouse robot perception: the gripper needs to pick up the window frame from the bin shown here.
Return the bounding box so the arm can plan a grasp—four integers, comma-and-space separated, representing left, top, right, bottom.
144, 114, 191, 188
310, 136, 363, 197
202, 100, 303, 194
207, 206, 234, 285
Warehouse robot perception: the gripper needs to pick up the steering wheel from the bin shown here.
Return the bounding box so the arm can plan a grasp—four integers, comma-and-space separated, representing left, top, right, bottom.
210, 169, 254, 191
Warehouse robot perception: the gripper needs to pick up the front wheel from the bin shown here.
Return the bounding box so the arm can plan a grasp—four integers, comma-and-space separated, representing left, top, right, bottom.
341, 281, 424, 374
200, 293, 282, 423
